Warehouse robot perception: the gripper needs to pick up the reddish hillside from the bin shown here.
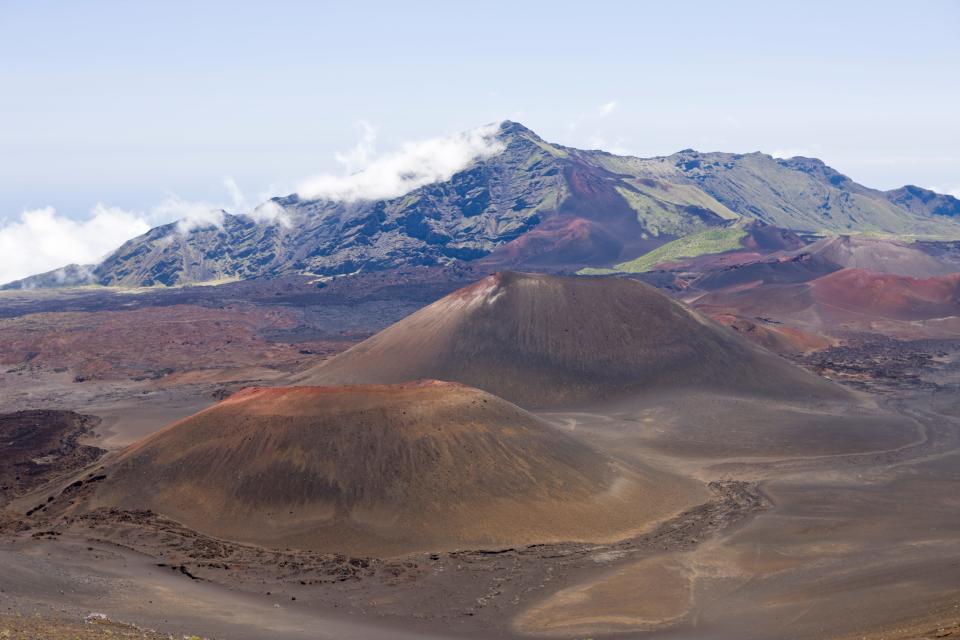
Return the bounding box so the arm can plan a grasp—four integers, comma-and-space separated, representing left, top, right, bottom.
695, 268, 960, 344
690, 235, 955, 293
81, 382, 691, 556
810, 269, 960, 321
711, 315, 834, 355
479, 217, 622, 268
297, 272, 845, 408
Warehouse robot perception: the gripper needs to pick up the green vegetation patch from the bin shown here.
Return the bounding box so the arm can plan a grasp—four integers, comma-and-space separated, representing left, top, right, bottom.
615, 183, 739, 239
614, 226, 749, 273
577, 267, 620, 276
522, 134, 569, 159
639, 182, 740, 221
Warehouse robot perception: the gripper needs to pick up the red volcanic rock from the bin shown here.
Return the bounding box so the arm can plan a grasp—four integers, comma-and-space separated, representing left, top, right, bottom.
711, 314, 833, 355
810, 269, 960, 321
480, 217, 621, 268
695, 267, 960, 344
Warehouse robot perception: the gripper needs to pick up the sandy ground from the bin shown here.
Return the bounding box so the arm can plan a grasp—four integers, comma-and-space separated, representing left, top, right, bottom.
515, 390, 960, 639
0, 538, 435, 639
0, 370, 222, 450
2, 346, 960, 639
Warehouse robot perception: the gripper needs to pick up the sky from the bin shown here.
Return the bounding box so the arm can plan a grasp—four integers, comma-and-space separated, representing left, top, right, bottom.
1, 0, 958, 282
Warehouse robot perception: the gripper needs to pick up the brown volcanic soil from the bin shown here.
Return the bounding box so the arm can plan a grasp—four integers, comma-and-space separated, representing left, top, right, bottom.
0, 410, 104, 505
297, 272, 845, 408
689, 235, 956, 293
739, 222, 806, 253
0, 303, 346, 381
712, 314, 834, 355
800, 235, 957, 277
692, 251, 842, 290
479, 216, 622, 269
0, 266, 486, 385
0, 267, 486, 452
74, 381, 690, 556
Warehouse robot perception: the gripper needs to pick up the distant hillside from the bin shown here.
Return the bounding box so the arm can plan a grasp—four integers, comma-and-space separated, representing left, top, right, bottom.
8, 121, 960, 289
695, 267, 960, 344
599, 150, 960, 235
297, 272, 846, 408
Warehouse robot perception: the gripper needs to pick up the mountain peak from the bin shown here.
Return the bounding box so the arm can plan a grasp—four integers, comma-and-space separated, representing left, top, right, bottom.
496, 120, 550, 148
498, 120, 538, 138
10, 121, 960, 290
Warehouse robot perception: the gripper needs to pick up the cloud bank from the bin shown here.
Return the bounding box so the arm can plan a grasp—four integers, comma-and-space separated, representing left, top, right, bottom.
2, 123, 506, 286
297, 122, 504, 202
151, 195, 227, 234
222, 177, 291, 227
0, 179, 290, 286
0, 205, 151, 285
3, 119, 509, 285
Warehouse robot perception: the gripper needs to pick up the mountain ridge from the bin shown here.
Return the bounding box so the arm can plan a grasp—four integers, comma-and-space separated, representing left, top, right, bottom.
6, 120, 960, 289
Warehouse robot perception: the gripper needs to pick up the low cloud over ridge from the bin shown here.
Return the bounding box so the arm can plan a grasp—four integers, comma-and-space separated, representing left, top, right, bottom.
0, 179, 289, 286
2, 123, 507, 285
297, 122, 505, 202
0, 205, 151, 285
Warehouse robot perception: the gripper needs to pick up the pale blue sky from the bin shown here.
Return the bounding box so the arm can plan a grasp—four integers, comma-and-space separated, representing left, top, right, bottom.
2, 0, 959, 221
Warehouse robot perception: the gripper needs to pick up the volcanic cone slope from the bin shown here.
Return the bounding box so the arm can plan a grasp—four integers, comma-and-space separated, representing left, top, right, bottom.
84, 382, 690, 556
297, 272, 845, 408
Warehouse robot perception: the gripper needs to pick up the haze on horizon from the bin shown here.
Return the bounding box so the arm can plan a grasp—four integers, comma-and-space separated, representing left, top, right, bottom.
0, 0, 958, 283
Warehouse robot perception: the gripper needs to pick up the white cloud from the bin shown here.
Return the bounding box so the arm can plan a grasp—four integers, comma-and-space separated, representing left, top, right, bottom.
150, 195, 226, 233
221, 177, 291, 227
224, 176, 247, 211
0, 178, 295, 285
0, 204, 151, 285
2, 122, 508, 285
598, 101, 618, 117
296, 122, 505, 202
152, 177, 293, 233
334, 121, 377, 174
248, 200, 291, 227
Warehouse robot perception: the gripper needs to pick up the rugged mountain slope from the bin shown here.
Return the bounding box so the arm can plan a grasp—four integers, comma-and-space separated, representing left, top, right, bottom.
35, 123, 737, 288
885, 185, 960, 218
9, 121, 960, 289
79, 382, 689, 555
1, 264, 99, 290
297, 272, 845, 407
598, 151, 960, 236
